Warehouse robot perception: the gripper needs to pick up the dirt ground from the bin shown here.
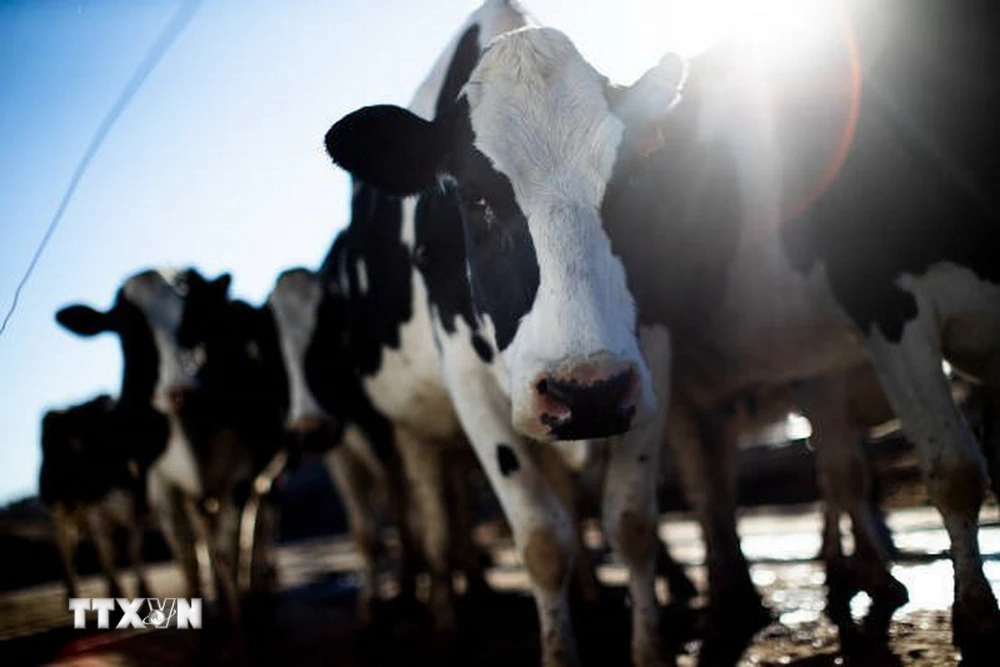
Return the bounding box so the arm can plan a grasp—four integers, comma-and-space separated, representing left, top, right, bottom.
2, 500, 998, 666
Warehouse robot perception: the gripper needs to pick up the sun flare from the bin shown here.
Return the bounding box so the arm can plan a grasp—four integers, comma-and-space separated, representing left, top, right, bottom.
655, 0, 837, 58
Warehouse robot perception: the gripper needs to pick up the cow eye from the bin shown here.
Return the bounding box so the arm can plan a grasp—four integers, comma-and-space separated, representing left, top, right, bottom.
469, 196, 489, 212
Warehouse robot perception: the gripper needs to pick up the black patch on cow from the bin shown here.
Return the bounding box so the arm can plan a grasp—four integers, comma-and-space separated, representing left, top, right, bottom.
601, 99, 743, 354
496, 443, 520, 477
323, 184, 412, 378
779, 2, 1000, 342
471, 332, 493, 363
112, 294, 162, 410
414, 182, 478, 335
450, 135, 540, 351
436, 25, 481, 118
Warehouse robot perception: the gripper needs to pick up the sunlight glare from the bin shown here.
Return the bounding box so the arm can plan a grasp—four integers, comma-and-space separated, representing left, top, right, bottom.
656, 0, 835, 58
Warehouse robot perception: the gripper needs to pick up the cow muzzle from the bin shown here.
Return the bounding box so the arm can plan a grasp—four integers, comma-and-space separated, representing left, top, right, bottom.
531, 354, 639, 440
287, 414, 340, 454
165, 384, 199, 413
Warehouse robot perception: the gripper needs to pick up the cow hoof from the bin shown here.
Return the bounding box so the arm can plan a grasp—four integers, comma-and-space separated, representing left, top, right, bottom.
953, 595, 1000, 665
666, 570, 699, 606
698, 593, 771, 666
861, 575, 908, 641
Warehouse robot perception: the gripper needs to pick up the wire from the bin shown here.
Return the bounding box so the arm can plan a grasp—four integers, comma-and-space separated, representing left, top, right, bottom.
0, 0, 203, 337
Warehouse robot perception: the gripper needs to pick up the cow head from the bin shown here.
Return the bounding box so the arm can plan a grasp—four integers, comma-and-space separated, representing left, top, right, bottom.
268, 269, 330, 435
325, 28, 683, 441
56, 269, 199, 414
175, 269, 231, 352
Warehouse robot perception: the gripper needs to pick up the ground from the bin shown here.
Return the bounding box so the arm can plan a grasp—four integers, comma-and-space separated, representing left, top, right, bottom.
1, 500, 997, 666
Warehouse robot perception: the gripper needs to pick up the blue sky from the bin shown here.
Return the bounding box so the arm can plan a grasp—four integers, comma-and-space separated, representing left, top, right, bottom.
0, 0, 719, 503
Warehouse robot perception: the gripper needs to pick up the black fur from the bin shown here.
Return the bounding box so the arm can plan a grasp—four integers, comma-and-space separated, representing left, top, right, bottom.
781, 0, 1000, 341
496, 443, 520, 477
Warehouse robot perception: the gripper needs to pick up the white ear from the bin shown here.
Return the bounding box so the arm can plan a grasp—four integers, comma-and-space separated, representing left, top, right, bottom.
610, 53, 687, 128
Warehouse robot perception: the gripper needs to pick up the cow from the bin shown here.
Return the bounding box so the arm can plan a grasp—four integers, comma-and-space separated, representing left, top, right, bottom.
325, 1, 1000, 663
321, 2, 679, 664
55, 268, 285, 616
597, 0, 1000, 662
173, 269, 290, 597
268, 266, 498, 623
39, 394, 167, 602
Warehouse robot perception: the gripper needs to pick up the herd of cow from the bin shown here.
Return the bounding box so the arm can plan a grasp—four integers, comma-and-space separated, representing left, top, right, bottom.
34, 1, 1000, 665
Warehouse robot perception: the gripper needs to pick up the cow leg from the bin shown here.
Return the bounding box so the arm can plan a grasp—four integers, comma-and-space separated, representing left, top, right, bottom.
864, 316, 999, 661
601, 325, 671, 667
534, 443, 602, 607
128, 503, 154, 599
325, 442, 380, 623
982, 390, 1000, 504
441, 349, 579, 667
444, 451, 492, 598
666, 397, 769, 665
394, 426, 456, 634
656, 541, 697, 605
201, 495, 243, 621
84, 505, 125, 599
797, 376, 907, 647
51, 502, 81, 601
149, 474, 202, 599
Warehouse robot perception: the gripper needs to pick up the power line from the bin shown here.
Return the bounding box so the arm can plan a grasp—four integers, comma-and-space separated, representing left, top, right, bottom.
0, 0, 203, 337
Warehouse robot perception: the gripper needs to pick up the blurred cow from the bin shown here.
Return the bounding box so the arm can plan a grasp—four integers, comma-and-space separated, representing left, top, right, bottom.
56, 268, 285, 615
39, 394, 167, 601
268, 266, 492, 623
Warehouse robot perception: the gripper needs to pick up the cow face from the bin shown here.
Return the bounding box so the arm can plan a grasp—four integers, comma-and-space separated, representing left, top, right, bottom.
326, 28, 682, 440
268, 269, 330, 437
175, 270, 231, 352
57, 270, 198, 414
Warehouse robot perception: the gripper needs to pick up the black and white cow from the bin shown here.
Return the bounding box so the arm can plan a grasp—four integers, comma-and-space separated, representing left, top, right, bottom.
611, 0, 999, 661
268, 266, 500, 624
39, 394, 167, 601
326, 0, 1000, 663
173, 269, 290, 596
56, 268, 286, 613
322, 3, 675, 665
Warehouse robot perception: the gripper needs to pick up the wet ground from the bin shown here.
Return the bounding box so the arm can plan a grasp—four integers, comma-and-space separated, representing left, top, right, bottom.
1, 503, 997, 666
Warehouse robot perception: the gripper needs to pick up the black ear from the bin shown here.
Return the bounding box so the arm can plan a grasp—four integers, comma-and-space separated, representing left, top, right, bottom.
212, 273, 232, 296
609, 53, 687, 129
325, 104, 448, 197
55, 304, 116, 337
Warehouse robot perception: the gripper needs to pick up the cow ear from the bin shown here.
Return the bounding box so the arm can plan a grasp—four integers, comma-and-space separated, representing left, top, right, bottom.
55, 304, 116, 337
609, 53, 687, 131
325, 104, 447, 197
211, 273, 232, 296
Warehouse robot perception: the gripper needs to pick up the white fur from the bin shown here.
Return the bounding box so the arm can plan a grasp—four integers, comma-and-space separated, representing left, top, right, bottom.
268, 272, 327, 425
121, 271, 199, 414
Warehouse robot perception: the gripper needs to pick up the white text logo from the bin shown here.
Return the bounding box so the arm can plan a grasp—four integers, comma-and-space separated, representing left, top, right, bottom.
68, 598, 202, 629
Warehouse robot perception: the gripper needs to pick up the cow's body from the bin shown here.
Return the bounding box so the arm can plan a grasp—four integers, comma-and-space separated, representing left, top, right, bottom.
598, 0, 1000, 659
39, 394, 167, 601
